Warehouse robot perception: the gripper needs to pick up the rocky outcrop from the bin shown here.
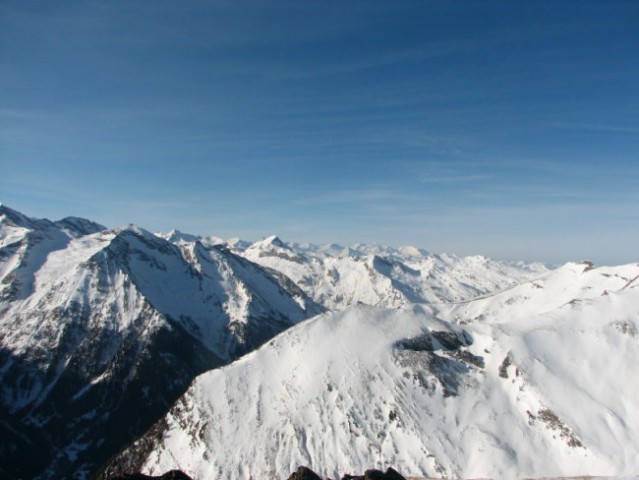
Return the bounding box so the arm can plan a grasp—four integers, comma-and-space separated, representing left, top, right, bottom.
393, 328, 484, 397
287, 466, 324, 480
341, 467, 406, 480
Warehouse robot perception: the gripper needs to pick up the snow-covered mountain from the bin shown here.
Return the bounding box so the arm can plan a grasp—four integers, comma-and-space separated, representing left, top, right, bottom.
239, 235, 549, 310
0, 205, 322, 480
6, 204, 633, 480
103, 261, 639, 479
155, 229, 225, 248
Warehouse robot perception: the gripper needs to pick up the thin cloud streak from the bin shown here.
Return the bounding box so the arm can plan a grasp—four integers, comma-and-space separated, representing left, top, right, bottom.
551, 121, 639, 134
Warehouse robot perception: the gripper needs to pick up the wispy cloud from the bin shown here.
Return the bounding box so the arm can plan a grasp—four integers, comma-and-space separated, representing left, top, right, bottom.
0, 174, 87, 202
0, 108, 50, 120
550, 121, 639, 134
293, 188, 405, 205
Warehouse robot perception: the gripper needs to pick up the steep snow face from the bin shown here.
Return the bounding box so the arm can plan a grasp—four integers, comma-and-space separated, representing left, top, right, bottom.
0, 205, 73, 302
121, 262, 639, 480
0, 207, 323, 480
2, 222, 322, 364
241, 236, 549, 310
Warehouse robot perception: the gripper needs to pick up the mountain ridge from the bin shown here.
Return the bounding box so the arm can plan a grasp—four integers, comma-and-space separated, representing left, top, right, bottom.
2, 204, 630, 480
102, 261, 639, 480
0, 206, 324, 479
239, 235, 549, 310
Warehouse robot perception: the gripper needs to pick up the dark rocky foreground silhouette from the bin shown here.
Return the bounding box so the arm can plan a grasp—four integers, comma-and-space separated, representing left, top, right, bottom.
104, 468, 639, 480
105, 466, 406, 480
107, 470, 194, 480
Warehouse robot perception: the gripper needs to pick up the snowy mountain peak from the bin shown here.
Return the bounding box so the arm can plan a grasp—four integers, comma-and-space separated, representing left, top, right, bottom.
0, 203, 21, 219
54, 216, 106, 237
157, 229, 201, 244
114, 223, 160, 241
0, 206, 324, 480
113, 262, 639, 480
252, 234, 288, 249
397, 245, 428, 258
226, 237, 252, 251
0, 203, 44, 230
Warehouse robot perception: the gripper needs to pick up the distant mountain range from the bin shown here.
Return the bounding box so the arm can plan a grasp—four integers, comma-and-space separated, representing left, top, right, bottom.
2, 204, 636, 479
163, 230, 549, 311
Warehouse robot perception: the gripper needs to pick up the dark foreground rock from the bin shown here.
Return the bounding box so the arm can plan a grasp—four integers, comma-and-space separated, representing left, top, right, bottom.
341, 467, 406, 480
108, 470, 193, 480
288, 466, 324, 480
105, 466, 404, 480
286, 466, 406, 480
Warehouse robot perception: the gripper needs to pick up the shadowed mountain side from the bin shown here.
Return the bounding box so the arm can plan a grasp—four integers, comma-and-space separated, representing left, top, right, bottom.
0, 206, 324, 480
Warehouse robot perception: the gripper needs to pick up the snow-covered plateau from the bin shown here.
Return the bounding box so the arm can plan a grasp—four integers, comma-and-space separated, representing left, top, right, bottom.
1, 204, 637, 480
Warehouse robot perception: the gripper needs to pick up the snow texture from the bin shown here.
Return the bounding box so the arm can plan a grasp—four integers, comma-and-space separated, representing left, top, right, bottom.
225, 234, 547, 310
4, 204, 636, 480
0, 206, 322, 479
129, 261, 639, 480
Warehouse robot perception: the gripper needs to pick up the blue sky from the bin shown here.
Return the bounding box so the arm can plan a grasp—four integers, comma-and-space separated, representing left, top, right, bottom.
1, 1, 638, 264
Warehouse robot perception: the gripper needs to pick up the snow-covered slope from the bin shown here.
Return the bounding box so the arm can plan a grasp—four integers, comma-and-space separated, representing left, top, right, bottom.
7, 204, 633, 480
0, 205, 323, 480
107, 261, 639, 479
240, 235, 549, 310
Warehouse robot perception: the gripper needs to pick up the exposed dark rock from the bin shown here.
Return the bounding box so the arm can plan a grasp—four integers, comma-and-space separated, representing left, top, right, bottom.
394, 328, 480, 396
536, 408, 584, 448
443, 348, 485, 368
342, 467, 406, 480
498, 353, 512, 378
259, 250, 305, 264
395, 330, 472, 352
107, 470, 193, 480
288, 465, 324, 480
106, 466, 405, 480
611, 320, 638, 336
54, 216, 107, 237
